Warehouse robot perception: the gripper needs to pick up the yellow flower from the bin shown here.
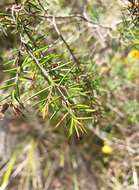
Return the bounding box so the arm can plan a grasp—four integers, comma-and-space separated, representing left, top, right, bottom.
102, 144, 113, 154
129, 49, 139, 59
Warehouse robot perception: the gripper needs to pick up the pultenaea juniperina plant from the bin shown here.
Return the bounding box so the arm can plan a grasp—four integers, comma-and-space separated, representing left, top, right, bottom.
0, 0, 101, 137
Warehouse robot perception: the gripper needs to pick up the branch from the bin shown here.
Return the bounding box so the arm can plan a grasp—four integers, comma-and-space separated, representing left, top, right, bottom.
31, 13, 113, 30
52, 16, 79, 65
22, 42, 53, 85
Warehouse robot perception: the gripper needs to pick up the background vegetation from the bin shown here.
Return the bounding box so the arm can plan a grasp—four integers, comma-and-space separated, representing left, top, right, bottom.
0, 0, 139, 190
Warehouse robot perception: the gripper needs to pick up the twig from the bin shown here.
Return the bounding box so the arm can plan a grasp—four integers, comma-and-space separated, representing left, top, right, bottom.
52, 16, 79, 65
22, 41, 53, 85
106, 103, 125, 119
34, 13, 112, 30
